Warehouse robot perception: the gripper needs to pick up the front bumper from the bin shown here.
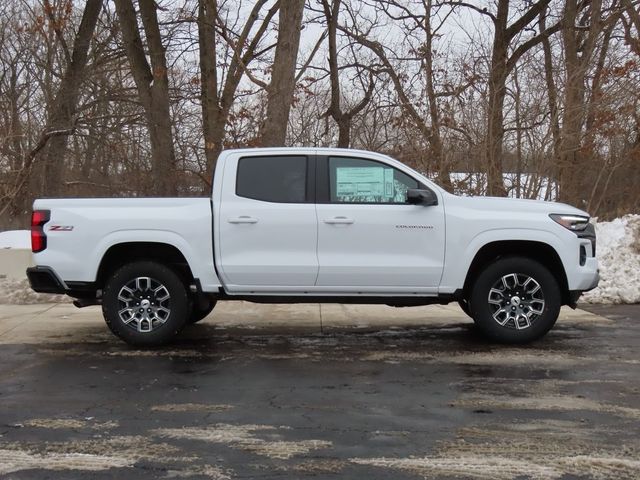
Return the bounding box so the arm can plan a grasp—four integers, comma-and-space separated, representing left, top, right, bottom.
584, 268, 600, 292
26, 266, 67, 294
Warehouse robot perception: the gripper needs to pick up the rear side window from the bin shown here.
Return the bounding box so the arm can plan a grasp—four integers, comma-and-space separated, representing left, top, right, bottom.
236, 155, 307, 203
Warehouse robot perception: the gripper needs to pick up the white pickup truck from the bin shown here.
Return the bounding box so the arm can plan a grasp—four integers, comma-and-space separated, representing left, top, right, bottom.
27, 148, 599, 346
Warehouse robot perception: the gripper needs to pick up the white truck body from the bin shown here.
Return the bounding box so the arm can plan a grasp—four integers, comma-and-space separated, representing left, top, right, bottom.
27, 148, 599, 345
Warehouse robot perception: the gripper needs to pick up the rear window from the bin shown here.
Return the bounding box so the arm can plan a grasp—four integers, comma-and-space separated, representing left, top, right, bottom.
236, 155, 307, 203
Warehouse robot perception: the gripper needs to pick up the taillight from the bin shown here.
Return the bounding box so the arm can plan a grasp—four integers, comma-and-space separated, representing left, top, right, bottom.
31, 210, 50, 253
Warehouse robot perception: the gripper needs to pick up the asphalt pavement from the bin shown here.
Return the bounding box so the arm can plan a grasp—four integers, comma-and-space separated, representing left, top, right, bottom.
0, 302, 638, 479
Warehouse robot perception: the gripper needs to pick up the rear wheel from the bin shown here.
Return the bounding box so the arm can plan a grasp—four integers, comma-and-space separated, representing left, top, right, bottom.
102, 261, 189, 346
469, 256, 561, 343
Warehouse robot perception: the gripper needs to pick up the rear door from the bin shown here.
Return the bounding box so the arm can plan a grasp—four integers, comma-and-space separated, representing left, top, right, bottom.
315, 155, 445, 291
217, 154, 318, 291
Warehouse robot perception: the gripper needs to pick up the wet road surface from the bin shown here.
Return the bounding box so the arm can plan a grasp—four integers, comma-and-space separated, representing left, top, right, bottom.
0, 303, 639, 479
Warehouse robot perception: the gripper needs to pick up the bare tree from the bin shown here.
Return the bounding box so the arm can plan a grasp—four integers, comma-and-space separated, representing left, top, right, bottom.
320, 0, 374, 148
198, 0, 279, 178
621, 0, 640, 55
449, 0, 562, 195
557, 0, 620, 205
0, 0, 101, 214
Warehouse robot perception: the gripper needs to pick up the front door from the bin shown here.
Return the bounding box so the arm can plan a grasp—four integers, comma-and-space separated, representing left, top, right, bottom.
315, 155, 445, 291
218, 154, 318, 291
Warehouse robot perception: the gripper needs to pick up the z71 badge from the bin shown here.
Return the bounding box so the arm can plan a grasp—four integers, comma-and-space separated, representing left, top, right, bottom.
49, 225, 74, 231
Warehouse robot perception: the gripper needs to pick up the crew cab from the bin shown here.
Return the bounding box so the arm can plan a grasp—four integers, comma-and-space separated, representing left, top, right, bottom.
27, 148, 599, 346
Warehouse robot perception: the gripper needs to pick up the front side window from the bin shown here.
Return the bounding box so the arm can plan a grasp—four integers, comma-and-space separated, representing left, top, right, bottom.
236, 155, 307, 203
329, 156, 419, 204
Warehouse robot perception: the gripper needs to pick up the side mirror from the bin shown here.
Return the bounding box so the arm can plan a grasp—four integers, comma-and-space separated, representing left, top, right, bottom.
407, 188, 438, 206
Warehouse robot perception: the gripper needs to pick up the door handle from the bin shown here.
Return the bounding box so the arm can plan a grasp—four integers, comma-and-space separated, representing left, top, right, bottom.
324, 216, 354, 225
228, 216, 258, 224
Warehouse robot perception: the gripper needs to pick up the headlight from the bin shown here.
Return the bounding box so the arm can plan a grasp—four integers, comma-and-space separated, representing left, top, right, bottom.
549, 214, 590, 231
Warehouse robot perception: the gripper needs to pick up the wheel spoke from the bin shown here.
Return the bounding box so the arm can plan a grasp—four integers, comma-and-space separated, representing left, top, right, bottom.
136, 277, 151, 292
523, 277, 540, 295
492, 307, 509, 325
528, 301, 544, 315
515, 314, 530, 330
118, 308, 135, 324
155, 288, 170, 303
117, 286, 134, 302
138, 318, 152, 333
501, 273, 518, 290
488, 288, 504, 305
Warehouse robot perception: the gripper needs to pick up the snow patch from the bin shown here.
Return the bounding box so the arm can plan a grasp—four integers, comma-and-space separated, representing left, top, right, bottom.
352, 454, 561, 480
453, 394, 640, 419
0, 449, 131, 475
154, 424, 331, 459
151, 403, 234, 413
0, 277, 67, 304
0, 230, 30, 249
23, 418, 118, 430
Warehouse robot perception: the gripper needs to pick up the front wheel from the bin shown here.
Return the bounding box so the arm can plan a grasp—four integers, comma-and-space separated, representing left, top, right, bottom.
102, 261, 189, 346
469, 256, 561, 343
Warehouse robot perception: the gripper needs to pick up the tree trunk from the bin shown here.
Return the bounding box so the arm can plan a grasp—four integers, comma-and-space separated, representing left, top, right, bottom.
424, 0, 451, 191
484, 0, 509, 197
540, 10, 561, 173
41, 0, 102, 197
115, 0, 177, 196
260, 0, 305, 146
198, 0, 222, 176
557, 0, 603, 206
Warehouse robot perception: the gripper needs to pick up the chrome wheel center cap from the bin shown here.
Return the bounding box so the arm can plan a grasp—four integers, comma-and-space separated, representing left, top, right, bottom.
510, 296, 521, 307
141, 299, 151, 308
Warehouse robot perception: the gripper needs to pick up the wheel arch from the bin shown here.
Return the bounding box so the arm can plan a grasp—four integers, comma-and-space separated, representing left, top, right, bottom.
462, 240, 570, 305
96, 242, 196, 289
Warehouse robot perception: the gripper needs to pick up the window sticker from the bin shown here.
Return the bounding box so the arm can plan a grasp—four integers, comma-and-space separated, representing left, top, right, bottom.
335, 167, 394, 201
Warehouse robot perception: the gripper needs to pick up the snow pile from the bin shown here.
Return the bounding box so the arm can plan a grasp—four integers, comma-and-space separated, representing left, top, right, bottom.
0, 277, 67, 304
0, 230, 30, 249
583, 214, 640, 304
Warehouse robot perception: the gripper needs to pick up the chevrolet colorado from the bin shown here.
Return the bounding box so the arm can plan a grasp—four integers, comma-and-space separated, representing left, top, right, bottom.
27, 148, 599, 346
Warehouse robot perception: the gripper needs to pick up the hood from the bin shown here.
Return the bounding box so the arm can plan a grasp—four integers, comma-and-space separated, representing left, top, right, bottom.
446, 194, 590, 217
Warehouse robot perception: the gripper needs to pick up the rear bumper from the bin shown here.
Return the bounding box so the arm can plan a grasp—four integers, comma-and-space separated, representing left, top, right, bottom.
27, 266, 97, 298
26, 266, 67, 294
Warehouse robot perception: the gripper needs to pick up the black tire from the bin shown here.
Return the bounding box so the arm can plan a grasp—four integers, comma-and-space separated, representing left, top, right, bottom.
469, 256, 561, 343
188, 298, 217, 324
102, 261, 190, 346
458, 298, 472, 318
